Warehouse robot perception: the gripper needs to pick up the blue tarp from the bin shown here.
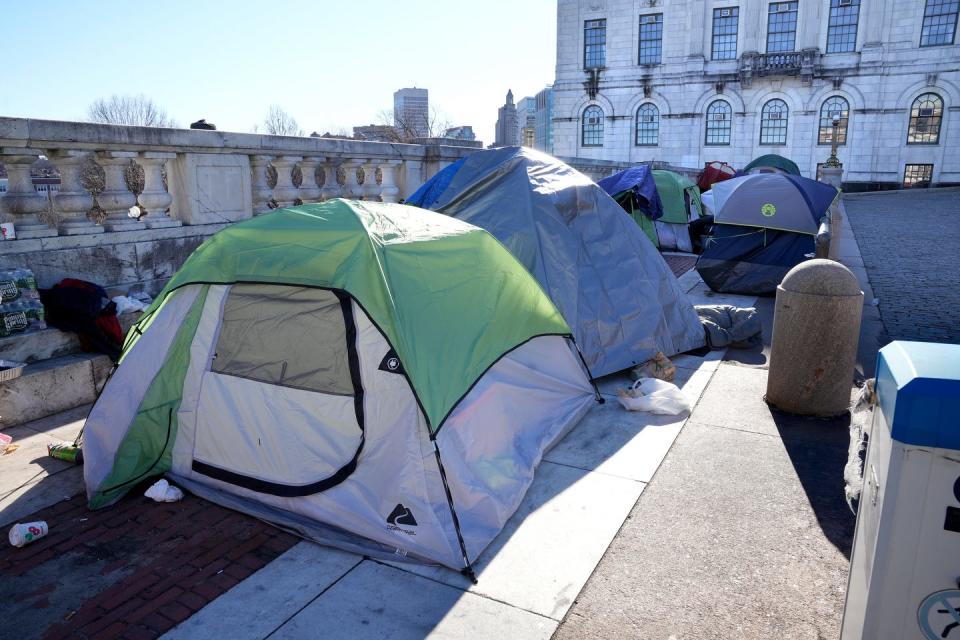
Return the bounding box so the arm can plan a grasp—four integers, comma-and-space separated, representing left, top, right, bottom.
405, 158, 465, 208
596, 166, 664, 221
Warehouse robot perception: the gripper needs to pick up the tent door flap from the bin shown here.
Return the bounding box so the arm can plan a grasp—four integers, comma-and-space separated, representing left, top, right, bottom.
189, 284, 365, 496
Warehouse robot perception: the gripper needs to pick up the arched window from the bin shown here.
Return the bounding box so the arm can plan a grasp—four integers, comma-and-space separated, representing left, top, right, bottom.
818, 96, 850, 145
907, 93, 944, 144
760, 99, 789, 145
582, 105, 604, 147
705, 100, 732, 145
635, 103, 659, 146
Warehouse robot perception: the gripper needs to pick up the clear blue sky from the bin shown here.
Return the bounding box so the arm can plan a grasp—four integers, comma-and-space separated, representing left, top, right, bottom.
1, 0, 556, 145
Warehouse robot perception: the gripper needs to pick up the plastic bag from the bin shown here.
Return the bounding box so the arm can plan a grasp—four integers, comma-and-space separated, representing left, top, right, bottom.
112, 295, 148, 315
616, 378, 691, 416
144, 479, 184, 503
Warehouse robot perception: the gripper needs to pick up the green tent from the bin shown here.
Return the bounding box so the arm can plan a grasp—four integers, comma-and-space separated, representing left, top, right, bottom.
82, 199, 596, 573
649, 170, 704, 252
614, 193, 658, 245
652, 170, 704, 224
743, 154, 801, 176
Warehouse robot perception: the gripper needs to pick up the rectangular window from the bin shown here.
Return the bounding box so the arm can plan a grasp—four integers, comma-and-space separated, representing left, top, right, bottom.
921, 0, 959, 46
639, 13, 664, 64
584, 19, 607, 68
766, 1, 799, 53
712, 7, 740, 60
903, 164, 934, 187
826, 0, 860, 53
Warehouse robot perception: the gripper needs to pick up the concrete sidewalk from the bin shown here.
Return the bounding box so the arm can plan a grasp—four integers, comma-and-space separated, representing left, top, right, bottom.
553, 198, 883, 639
1, 235, 879, 638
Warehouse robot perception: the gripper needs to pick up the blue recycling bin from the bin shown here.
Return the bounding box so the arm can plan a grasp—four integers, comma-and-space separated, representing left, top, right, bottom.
842, 341, 960, 639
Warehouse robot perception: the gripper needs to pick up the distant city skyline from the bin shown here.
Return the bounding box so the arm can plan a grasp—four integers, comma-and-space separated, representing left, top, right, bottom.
0, 0, 555, 146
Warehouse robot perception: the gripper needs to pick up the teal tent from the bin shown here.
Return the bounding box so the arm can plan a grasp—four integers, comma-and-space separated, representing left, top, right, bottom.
743, 154, 801, 176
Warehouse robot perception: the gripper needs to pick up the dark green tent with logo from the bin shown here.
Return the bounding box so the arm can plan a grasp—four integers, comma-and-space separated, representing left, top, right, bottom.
696, 173, 839, 294
743, 154, 801, 176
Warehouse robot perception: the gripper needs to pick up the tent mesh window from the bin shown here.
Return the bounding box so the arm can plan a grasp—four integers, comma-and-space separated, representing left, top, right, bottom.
760, 99, 789, 146
638, 13, 663, 65
584, 19, 606, 68
826, 0, 861, 53
766, 1, 799, 53
705, 100, 732, 146
818, 96, 849, 145
921, 0, 959, 46
582, 105, 604, 147
907, 93, 944, 144
212, 285, 354, 395
903, 164, 934, 188
635, 103, 659, 146
711, 7, 739, 60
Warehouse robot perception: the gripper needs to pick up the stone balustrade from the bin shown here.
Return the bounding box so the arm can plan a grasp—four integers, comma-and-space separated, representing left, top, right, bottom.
0, 117, 475, 235
0, 117, 477, 295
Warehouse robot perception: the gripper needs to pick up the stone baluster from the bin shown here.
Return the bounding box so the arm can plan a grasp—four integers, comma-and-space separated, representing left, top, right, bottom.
49, 150, 101, 235
0, 149, 57, 238
98, 151, 142, 232
401, 160, 424, 203
341, 159, 365, 199
320, 158, 343, 201
272, 156, 302, 208
138, 152, 180, 228
378, 160, 402, 203
250, 155, 276, 214
297, 157, 322, 204
362, 160, 381, 201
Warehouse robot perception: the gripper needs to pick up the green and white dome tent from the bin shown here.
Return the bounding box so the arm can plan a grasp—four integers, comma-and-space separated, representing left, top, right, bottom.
82, 199, 598, 576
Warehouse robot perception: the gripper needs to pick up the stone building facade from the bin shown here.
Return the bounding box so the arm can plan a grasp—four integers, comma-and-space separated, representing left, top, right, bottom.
552, 0, 960, 188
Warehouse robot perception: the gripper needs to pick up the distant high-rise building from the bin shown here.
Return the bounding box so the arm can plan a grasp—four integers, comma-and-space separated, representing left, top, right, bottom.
517, 96, 537, 147
445, 125, 477, 141
494, 90, 520, 147
534, 86, 554, 153
393, 87, 429, 138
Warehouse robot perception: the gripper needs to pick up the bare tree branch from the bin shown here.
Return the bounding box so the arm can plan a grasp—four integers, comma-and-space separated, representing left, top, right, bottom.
262, 105, 305, 137
86, 94, 177, 127
377, 107, 453, 142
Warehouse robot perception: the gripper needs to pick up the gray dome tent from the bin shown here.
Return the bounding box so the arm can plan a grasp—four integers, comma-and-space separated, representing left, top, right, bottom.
407, 147, 704, 376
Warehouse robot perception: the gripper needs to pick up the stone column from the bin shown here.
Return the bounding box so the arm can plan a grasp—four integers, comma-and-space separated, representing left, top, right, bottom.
50, 150, 101, 235
362, 160, 381, 201
139, 152, 180, 228
250, 155, 276, 214
298, 157, 322, 203
379, 160, 402, 203
341, 159, 365, 199
272, 156, 302, 207
0, 149, 57, 239
320, 158, 343, 200
98, 151, 142, 232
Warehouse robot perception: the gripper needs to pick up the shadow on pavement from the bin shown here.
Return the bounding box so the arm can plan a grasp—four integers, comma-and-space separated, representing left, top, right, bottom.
769, 406, 855, 558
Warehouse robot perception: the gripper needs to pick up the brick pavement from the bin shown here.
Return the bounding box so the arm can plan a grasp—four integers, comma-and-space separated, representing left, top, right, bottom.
663, 253, 697, 277
844, 189, 960, 344
1, 483, 298, 640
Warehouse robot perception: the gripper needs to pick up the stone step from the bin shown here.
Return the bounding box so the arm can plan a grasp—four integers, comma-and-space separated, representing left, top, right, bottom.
0, 352, 112, 428
0, 311, 142, 364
